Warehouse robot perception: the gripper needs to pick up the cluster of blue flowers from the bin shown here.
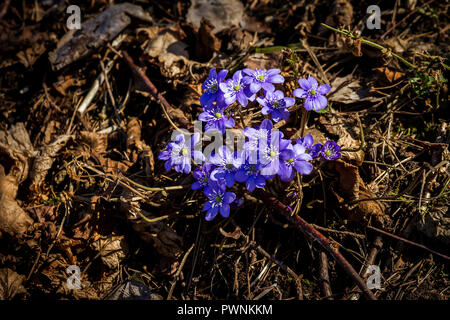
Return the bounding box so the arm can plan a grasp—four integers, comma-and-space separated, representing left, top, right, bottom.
158, 67, 341, 221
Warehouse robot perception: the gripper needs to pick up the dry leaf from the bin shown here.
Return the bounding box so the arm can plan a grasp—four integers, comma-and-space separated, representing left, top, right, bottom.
194, 18, 222, 61
186, 0, 245, 34
30, 134, 72, 189
329, 75, 380, 104
332, 160, 387, 226
144, 26, 189, 77
0, 124, 34, 237
0, 268, 27, 300
373, 67, 405, 84
91, 236, 128, 269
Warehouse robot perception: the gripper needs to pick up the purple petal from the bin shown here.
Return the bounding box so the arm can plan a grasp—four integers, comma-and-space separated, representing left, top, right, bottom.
220, 204, 230, 218
235, 170, 248, 183
267, 69, 281, 76
261, 106, 272, 115
243, 68, 255, 76
225, 173, 235, 187
224, 192, 236, 204
307, 76, 318, 89
293, 88, 307, 98
317, 84, 331, 95
164, 160, 172, 171
205, 206, 219, 221
246, 178, 256, 192
284, 97, 295, 107
261, 82, 275, 92
255, 175, 266, 188
298, 78, 312, 90
294, 160, 313, 175
237, 91, 248, 107
158, 150, 170, 160
304, 97, 314, 111
217, 69, 228, 82
267, 74, 284, 83
315, 95, 328, 110
250, 82, 261, 93
273, 90, 284, 100
192, 181, 203, 190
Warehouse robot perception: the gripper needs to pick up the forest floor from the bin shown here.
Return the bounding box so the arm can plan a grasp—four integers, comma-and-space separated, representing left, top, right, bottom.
0, 0, 449, 300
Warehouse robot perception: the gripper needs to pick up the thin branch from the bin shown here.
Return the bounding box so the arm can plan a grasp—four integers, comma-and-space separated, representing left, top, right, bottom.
257, 190, 377, 300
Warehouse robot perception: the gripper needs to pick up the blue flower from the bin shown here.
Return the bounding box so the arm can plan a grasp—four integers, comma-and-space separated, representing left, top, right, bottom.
257, 90, 295, 122
208, 146, 243, 188
198, 101, 235, 134
296, 134, 322, 158
201, 68, 228, 107
242, 68, 285, 94
192, 163, 214, 190
259, 130, 294, 178
203, 182, 236, 220
158, 133, 205, 174
243, 118, 273, 162
219, 70, 255, 107
320, 141, 341, 160
293, 76, 331, 111
279, 137, 313, 181
235, 161, 266, 192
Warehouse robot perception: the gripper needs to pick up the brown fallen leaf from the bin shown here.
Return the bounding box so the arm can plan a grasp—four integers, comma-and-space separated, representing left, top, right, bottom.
143, 26, 190, 77
0, 268, 27, 300
0, 123, 34, 237
373, 67, 405, 84
332, 160, 388, 227
186, 0, 246, 34
91, 235, 128, 269
29, 134, 72, 190
194, 18, 222, 62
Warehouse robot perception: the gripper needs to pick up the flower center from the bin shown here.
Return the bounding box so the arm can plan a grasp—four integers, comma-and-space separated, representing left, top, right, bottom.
325, 150, 332, 157
269, 151, 276, 157
233, 84, 241, 91
227, 163, 233, 169
215, 196, 222, 203
288, 158, 294, 164
310, 89, 317, 95
210, 84, 217, 92
215, 112, 222, 119
257, 74, 265, 81
204, 176, 208, 183
273, 101, 279, 108
181, 148, 188, 156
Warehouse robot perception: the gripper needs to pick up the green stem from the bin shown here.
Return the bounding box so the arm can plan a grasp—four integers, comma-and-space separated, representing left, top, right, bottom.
320, 23, 417, 70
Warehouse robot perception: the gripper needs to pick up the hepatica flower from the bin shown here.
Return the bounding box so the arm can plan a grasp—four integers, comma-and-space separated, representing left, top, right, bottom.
257, 90, 295, 122
321, 141, 341, 160
278, 139, 314, 181
203, 182, 236, 221
244, 118, 273, 161
293, 76, 331, 112
201, 68, 228, 107
259, 131, 293, 177
220, 70, 255, 107
208, 146, 243, 188
192, 163, 214, 190
296, 134, 322, 158
158, 133, 204, 174
198, 101, 235, 134
243, 68, 285, 94
235, 161, 266, 192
